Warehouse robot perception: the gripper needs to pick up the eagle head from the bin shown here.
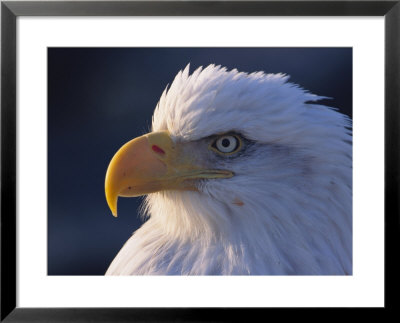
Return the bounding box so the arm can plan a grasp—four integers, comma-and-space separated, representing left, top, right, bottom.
104, 64, 352, 275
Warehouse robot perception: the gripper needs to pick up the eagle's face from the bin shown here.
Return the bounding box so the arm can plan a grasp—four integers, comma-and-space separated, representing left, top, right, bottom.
105, 64, 351, 239
105, 64, 352, 275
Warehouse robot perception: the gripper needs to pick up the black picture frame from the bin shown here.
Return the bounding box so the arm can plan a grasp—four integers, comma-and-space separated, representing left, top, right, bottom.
1, 0, 399, 321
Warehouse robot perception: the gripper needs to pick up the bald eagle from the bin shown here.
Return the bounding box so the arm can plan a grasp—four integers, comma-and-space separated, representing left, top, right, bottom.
104, 64, 352, 275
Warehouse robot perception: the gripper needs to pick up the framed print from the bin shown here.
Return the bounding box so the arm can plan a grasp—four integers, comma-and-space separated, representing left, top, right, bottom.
1, 0, 399, 321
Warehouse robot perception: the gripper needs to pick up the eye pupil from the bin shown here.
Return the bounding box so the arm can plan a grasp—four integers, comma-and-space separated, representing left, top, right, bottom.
222, 138, 230, 147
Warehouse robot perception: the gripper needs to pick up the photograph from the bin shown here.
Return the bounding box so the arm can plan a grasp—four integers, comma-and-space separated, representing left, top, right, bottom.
48, 47, 352, 276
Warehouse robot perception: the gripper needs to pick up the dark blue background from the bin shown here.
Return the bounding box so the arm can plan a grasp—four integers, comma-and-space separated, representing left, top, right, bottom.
48, 48, 352, 275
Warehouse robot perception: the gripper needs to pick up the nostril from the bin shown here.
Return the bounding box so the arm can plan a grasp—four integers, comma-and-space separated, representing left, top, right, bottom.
152, 145, 165, 155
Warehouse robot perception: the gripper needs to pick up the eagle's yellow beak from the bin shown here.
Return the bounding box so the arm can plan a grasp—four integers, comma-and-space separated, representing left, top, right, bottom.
105, 131, 233, 217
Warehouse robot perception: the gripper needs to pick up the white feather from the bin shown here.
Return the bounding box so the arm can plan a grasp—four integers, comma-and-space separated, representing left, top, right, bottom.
106, 64, 352, 275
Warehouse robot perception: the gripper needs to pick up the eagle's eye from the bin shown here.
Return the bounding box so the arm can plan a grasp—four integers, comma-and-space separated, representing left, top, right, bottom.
210, 134, 242, 155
